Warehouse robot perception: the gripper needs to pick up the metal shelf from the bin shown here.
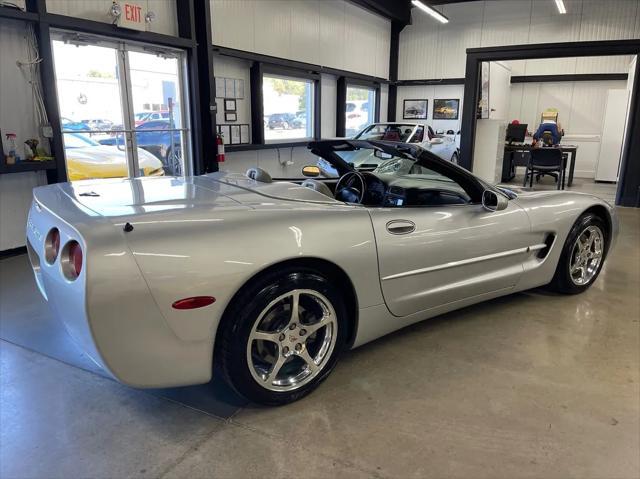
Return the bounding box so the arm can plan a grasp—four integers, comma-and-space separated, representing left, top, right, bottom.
0, 161, 56, 175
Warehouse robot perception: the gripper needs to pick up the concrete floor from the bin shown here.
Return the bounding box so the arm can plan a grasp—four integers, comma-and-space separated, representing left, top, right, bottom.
1, 204, 638, 478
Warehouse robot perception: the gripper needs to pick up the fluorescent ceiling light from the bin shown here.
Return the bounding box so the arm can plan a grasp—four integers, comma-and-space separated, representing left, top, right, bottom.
554, 0, 567, 14
411, 0, 449, 24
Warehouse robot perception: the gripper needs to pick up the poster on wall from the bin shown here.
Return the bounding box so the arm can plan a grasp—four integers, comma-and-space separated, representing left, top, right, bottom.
433, 99, 460, 120
234, 79, 245, 99
403, 99, 428, 119
224, 78, 235, 98
230, 125, 241, 144
220, 125, 231, 143
215, 79, 225, 98
240, 124, 250, 144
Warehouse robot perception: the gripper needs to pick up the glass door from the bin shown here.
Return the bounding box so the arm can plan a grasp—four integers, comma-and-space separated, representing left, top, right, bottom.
51, 32, 190, 181
127, 48, 190, 176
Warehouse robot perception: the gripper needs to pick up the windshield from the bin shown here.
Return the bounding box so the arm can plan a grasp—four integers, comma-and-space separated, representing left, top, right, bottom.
355, 124, 419, 142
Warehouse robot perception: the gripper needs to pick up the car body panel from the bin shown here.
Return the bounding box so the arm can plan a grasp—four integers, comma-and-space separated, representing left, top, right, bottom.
26, 142, 617, 388
370, 201, 533, 316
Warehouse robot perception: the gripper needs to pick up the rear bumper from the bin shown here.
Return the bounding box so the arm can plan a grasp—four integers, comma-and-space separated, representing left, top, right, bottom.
26, 191, 215, 388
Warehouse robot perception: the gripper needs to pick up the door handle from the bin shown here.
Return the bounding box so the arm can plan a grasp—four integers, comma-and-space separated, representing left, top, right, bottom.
386, 220, 416, 235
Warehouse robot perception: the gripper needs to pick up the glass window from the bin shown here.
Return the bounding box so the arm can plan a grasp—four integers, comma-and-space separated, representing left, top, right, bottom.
355, 124, 420, 143
346, 86, 376, 137
263, 74, 314, 142
129, 50, 189, 176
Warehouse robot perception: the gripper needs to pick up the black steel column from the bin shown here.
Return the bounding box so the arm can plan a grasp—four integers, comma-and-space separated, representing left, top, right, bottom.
459, 54, 480, 171
617, 57, 640, 207
336, 77, 347, 137
387, 20, 403, 122
190, 0, 217, 173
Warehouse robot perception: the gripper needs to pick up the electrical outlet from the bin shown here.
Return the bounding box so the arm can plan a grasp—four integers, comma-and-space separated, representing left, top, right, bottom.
41, 124, 53, 138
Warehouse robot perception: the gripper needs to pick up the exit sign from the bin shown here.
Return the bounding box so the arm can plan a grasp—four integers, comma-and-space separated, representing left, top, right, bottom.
116, 1, 146, 31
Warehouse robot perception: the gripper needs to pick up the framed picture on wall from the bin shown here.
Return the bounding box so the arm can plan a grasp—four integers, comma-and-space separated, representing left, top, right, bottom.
220, 125, 231, 143
224, 99, 236, 112
240, 124, 250, 144
433, 99, 460, 120
403, 99, 428, 119
225, 112, 237, 122
230, 125, 241, 145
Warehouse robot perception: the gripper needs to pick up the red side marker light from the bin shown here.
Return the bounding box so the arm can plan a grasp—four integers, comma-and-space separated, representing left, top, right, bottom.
172, 296, 216, 310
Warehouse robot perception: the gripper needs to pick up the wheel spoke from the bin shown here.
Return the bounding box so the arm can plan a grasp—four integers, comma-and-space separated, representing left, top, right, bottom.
299, 349, 319, 374
290, 291, 300, 325
305, 314, 332, 336
265, 354, 287, 383
250, 330, 281, 344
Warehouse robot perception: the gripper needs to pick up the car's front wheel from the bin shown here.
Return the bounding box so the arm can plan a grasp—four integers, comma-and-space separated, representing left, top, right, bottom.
548, 212, 608, 294
217, 268, 347, 405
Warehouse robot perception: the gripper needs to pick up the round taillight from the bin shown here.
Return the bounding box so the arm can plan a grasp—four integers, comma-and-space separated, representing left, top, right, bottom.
62, 240, 83, 280
45, 228, 60, 264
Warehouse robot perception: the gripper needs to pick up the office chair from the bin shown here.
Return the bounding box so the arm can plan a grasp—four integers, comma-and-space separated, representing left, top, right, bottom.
523, 147, 565, 190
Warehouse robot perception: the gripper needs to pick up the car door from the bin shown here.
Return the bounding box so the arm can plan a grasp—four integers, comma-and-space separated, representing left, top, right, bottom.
368, 164, 533, 317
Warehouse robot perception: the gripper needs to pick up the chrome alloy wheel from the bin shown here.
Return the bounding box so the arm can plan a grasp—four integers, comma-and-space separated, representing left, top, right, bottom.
246, 289, 338, 392
569, 225, 604, 286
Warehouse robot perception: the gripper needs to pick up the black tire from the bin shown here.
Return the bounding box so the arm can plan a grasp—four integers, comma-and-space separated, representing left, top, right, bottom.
165, 146, 182, 176
217, 268, 348, 405
547, 212, 608, 294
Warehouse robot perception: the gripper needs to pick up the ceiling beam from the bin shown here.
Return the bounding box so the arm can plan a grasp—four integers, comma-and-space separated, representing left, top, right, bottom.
348, 0, 412, 25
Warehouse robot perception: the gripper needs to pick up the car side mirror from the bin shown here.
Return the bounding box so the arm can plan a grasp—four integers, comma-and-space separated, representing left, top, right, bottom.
482, 190, 508, 212
302, 165, 321, 177
430, 137, 444, 144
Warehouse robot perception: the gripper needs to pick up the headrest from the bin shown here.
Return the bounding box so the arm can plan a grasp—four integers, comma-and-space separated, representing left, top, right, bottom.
246, 167, 273, 183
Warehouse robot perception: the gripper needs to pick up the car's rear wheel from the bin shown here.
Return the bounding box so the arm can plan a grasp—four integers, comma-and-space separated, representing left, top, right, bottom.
548, 212, 608, 294
165, 146, 182, 176
217, 268, 347, 405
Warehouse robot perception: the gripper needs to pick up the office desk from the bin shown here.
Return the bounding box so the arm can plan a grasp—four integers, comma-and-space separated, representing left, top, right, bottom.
503, 144, 578, 187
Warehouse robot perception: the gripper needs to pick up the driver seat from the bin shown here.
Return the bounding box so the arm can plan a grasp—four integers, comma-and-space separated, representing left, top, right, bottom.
301, 179, 333, 198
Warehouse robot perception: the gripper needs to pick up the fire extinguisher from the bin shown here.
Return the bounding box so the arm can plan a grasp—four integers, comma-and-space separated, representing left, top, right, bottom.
216, 134, 225, 163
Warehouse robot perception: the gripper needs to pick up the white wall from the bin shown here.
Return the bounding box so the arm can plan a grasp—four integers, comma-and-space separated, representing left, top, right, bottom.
399, 0, 640, 80
45, 0, 178, 36
395, 84, 464, 132
508, 79, 628, 178
213, 55, 252, 142
211, 0, 391, 79
0, 18, 48, 250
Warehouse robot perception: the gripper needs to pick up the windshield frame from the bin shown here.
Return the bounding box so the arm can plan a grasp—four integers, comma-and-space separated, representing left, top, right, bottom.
307, 139, 488, 204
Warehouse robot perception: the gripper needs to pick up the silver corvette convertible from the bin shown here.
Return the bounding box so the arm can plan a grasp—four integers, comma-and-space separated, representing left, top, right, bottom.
26, 140, 617, 405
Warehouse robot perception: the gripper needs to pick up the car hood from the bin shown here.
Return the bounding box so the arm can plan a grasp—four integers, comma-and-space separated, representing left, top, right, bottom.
55, 172, 339, 222
65, 145, 162, 168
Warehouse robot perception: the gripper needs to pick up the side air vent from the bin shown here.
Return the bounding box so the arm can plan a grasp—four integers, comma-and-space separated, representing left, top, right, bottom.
537, 233, 556, 259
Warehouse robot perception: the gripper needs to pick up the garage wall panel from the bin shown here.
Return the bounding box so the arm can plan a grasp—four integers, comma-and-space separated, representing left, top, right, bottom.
211, 0, 255, 52
320, 74, 337, 138
318, 0, 346, 71
399, 0, 640, 80
45, 0, 178, 36
0, 18, 48, 250
290, 1, 320, 66
210, 0, 391, 79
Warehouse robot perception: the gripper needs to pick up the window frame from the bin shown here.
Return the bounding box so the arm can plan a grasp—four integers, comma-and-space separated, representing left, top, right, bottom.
337, 77, 381, 138
51, 30, 192, 179
250, 63, 321, 146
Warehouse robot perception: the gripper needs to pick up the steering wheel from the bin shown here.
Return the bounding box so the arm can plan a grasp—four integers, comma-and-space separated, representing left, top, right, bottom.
335, 171, 367, 204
